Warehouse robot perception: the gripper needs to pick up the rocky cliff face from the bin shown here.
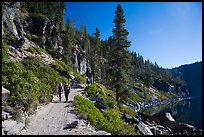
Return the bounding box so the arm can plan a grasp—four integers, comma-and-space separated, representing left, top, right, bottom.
2, 2, 63, 55
2, 2, 24, 39
2, 2, 89, 75
71, 39, 90, 75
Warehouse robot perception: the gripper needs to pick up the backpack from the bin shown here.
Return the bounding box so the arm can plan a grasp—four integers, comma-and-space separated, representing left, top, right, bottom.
58, 85, 63, 93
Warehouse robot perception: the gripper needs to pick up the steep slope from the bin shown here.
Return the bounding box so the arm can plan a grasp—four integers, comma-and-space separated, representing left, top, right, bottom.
170, 61, 202, 98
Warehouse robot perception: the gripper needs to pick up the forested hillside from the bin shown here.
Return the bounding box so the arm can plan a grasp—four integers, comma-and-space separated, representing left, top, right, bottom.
170, 61, 202, 97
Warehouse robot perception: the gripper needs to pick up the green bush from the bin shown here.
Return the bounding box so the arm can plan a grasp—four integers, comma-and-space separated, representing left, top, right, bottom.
2, 38, 9, 63
2, 33, 16, 46
86, 83, 105, 98
2, 50, 70, 114
50, 59, 71, 79
86, 83, 118, 109
28, 46, 46, 54
20, 6, 28, 13
73, 95, 139, 135
74, 73, 86, 84
73, 95, 106, 128
46, 47, 61, 59
2, 60, 41, 113
120, 105, 137, 117
23, 57, 69, 93
102, 108, 137, 135
28, 46, 36, 54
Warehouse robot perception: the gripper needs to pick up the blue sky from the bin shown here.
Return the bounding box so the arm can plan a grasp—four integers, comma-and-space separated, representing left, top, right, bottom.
64, 2, 202, 69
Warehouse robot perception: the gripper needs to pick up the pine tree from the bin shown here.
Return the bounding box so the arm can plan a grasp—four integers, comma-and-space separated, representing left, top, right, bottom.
62, 19, 73, 66
83, 26, 89, 57
93, 27, 101, 83
107, 4, 132, 102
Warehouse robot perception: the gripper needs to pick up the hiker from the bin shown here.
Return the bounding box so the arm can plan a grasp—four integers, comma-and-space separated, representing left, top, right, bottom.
64, 82, 70, 102
58, 83, 63, 101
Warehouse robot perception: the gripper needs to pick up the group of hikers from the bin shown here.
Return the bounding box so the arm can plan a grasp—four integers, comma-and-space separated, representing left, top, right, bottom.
57, 76, 93, 102
57, 82, 71, 102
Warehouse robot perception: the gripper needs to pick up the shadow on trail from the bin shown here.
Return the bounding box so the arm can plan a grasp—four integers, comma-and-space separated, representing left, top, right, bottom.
71, 83, 85, 89
52, 100, 69, 103
64, 101, 73, 108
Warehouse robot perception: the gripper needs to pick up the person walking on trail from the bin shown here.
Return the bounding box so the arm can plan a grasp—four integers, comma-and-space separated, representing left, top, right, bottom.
64, 82, 70, 102
58, 83, 64, 101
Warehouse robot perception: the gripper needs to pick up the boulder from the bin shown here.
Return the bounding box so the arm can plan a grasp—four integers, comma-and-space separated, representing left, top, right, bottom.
2, 111, 12, 120
136, 120, 153, 135
2, 87, 10, 104
6, 122, 24, 135
2, 128, 5, 135
3, 120, 17, 132
137, 112, 153, 122
2, 87, 10, 94
122, 114, 139, 125
165, 113, 175, 122
171, 123, 196, 135
152, 112, 176, 128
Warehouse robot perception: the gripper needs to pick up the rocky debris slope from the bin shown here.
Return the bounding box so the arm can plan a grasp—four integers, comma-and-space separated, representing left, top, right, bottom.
2, 87, 29, 135
121, 111, 202, 135
7, 37, 55, 64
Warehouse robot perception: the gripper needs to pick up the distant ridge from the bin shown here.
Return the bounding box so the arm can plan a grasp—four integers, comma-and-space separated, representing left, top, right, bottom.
170, 61, 202, 97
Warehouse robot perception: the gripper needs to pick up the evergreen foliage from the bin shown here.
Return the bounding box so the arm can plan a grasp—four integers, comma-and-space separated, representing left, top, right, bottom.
62, 19, 73, 66
107, 4, 132, 102
73, 95, 139, 135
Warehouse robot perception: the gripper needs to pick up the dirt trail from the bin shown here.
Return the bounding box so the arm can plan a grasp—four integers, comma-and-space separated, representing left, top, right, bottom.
19, 86, 110, 135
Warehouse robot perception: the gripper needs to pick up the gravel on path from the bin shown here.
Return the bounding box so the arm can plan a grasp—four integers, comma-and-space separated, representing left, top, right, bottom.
19, 87, 110, 135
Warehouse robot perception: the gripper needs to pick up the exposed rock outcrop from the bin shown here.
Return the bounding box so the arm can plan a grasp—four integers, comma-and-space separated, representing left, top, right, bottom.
122, 112, 202, 135
2, 2, 64, 57
71, 39, 89, 75
2, 2, 24, 39
2, 2, 90, 76
2, 87, 28, 135
2, 87, 10, 105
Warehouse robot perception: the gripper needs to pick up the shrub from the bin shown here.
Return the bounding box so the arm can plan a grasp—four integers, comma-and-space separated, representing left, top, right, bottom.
2, 60, 41, 114
46, 47, 60, 59
74, 73, 86, 84
28, 46, 46, 54
73, 95, 139, 135
102, 108, 137, 135
2, 33, 17, 46
73, 95, 106, 128
86, 83, 104, 98
23, 57, 69, 93
2, 38, 9, 63
28, 46, 36, 54
120, 105, 137, 117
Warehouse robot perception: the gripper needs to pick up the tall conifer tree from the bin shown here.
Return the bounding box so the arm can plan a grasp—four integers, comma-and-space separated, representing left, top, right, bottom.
63, 19, 73, 65
107, 4, 132, 102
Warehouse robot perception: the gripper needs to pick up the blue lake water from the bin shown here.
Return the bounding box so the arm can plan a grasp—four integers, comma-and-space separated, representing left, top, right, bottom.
140, 97, 202, 130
